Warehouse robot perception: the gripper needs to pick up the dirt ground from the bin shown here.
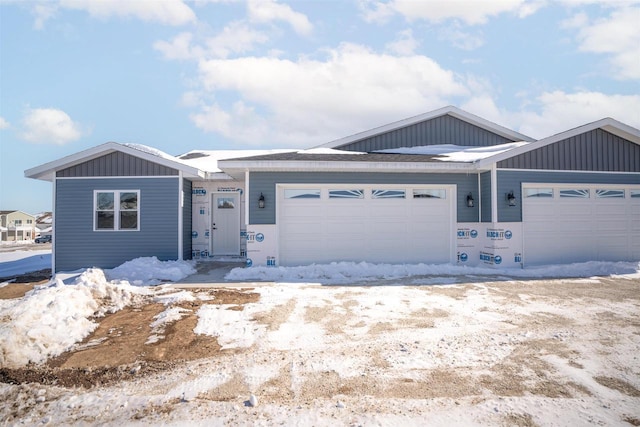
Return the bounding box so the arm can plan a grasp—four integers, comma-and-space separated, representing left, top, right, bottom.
1, 275, 639, 426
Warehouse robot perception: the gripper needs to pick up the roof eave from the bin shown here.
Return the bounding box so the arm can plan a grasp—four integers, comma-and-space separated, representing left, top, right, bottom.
218, 159, 476, 173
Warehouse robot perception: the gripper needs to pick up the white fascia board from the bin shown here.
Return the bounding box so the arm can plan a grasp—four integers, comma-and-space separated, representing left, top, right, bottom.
25, 141, 205, 181
315, 106, 534, 149
218, 159, 475, 173
476, 117, 640, 169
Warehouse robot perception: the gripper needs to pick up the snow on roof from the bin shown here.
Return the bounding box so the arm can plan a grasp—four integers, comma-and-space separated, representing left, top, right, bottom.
296, 147, 365, 155
122, 143, 182, 162
178, 149, 297, 173
375, 142, 529, 162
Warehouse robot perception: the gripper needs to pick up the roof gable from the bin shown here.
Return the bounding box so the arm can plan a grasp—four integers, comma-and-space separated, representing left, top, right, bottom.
25, 142, 204, 181
478, 118, 640, 171
317, 106, 534, 151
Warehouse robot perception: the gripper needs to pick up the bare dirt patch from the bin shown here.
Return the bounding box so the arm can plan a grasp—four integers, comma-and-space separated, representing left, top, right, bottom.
0, 283, 36, 299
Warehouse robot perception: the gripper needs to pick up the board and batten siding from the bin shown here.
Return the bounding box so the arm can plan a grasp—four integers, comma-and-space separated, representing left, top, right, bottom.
498, 129, 640, 172
339, 115, 516, 152
480, 171, 492, 223
496, 170, 640, 223
55, 177, 180, 272
57, 151, 179, 177
182, 179, 192, 260
249, 171, 479, 224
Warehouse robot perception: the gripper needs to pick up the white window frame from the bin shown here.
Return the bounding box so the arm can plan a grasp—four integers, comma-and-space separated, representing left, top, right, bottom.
93, 190, 140, 231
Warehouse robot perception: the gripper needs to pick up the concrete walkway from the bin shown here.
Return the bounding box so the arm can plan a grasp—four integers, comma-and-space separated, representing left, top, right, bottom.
169, 260, 275, 288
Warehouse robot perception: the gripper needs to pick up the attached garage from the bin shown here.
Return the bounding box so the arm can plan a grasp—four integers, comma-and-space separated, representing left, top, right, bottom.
523, 184, 640, 265
277, 184, 456, 266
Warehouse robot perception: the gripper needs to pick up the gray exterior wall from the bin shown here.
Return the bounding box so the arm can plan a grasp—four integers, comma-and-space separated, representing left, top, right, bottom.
496, 170, 640, 222
249, 171, 479, 224
55, 177, 180, 272
57, 151, 179, 177
339, 115, 516, 152
498, 129, 640, 172
183, 179, 192, 260
480, 171, 492, 223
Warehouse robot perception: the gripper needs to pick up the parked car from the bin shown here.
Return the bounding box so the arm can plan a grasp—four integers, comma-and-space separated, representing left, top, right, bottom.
35, 235, 52, 243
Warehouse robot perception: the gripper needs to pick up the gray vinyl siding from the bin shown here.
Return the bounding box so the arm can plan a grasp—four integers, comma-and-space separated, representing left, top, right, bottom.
497, 170, 640, 222
498, 129, 640, 172
249, 171, 479, 224
480, 171, 492, 223
55, 177, 180, 272
339, 115, 516, 152
183, 179, 192, 260
57, 152, 179, 177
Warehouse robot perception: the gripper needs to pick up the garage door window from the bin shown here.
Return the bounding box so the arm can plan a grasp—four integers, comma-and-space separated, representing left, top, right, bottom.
329, 189, 364, 199
372, 189, 405, 199
284, 189, 320, 199
631, 190, 640, 198
596, 189, 625, 198
413, 189, 446, 199
559, 189, 589, 198
524, 188, 553, 198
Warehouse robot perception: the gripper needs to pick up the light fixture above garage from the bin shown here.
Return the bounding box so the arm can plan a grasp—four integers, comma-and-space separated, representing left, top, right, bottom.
466, 193, 474, 208
506, 191, 516, 207
258, 193, 265, 209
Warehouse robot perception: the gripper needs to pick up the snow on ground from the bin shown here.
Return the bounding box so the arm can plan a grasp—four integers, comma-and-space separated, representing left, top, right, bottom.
0, 249, 51, 279
0, 258, 195, 367
1, 257, 640, 425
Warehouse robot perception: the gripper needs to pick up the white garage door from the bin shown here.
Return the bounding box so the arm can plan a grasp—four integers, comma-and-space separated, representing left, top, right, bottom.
278, 184, 456, 266
523, 184, 640, 265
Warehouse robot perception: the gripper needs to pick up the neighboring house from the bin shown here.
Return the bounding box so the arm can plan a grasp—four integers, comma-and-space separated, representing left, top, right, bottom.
25, 106, 640, 272
35, 212, 53, 237
0, 210, 37, 242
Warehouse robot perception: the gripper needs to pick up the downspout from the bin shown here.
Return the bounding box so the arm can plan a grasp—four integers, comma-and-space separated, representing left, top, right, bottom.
178, 171, 184, 261
477, 172, 481, 222
491, 164, 498, 224
51, 174, 57, 273
245, 170, 250, 226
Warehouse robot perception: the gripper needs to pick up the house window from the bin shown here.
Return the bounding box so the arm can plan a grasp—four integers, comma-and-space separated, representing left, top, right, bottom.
14, 219, 22, 226
329, 189, 364, 199
94, 190, 139, 231
523, 188, 553, 198
559, 189, 590, 198
596, 189, 625, 199
631, 190, 640, 198
372, 189, 405, 199
217, 198, 235, 209
284, 189, 321, 199
27, 219, 33, 224
413, 189, 446, 199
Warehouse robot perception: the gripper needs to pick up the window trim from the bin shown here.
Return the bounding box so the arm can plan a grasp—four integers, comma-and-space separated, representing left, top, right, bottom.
93, 190, 140, 232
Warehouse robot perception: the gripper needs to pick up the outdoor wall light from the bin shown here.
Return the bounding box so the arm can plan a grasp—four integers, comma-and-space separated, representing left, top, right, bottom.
466, 193, 475, 208
258, 193, 265, 209
506, 191, 516, 207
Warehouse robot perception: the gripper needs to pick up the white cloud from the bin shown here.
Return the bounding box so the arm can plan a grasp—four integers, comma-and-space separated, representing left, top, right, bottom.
515, 91, 640, 138
438, 24, 484, 50
385, 29, 419, 55
192, 43, 468, 145
0, 117, 10, 130
247, 0, 313, 35
570, 6, 640, 80
20, 108, 85, 145
364, 0, 535, 25
39, 0, 197, 26
154, 32, 202, 60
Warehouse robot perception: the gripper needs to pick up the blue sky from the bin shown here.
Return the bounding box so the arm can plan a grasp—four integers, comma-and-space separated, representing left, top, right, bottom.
1, 0, 639, 214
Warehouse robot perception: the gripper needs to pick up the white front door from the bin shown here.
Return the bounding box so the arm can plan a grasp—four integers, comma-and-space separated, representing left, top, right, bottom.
211, 192, 241, 256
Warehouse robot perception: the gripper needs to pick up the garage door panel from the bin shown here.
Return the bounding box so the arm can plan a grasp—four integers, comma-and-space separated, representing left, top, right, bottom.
524, 184, 640, 265
279, 185, 453, 266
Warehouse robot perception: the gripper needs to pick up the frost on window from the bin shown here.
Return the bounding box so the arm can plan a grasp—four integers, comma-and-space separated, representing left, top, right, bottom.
413, 189, 446, 199
523, 188, 553, 198
372, 189, 405, 199
596, 189, 625, 199
559, 189, 590, 198
329, 189, 364, 199
284, 189, 321, 199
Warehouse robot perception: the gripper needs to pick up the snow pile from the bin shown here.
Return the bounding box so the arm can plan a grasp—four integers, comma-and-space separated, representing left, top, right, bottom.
0, 269, 148, 368
226, 260, 640, 284
106, 257, 196, 286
